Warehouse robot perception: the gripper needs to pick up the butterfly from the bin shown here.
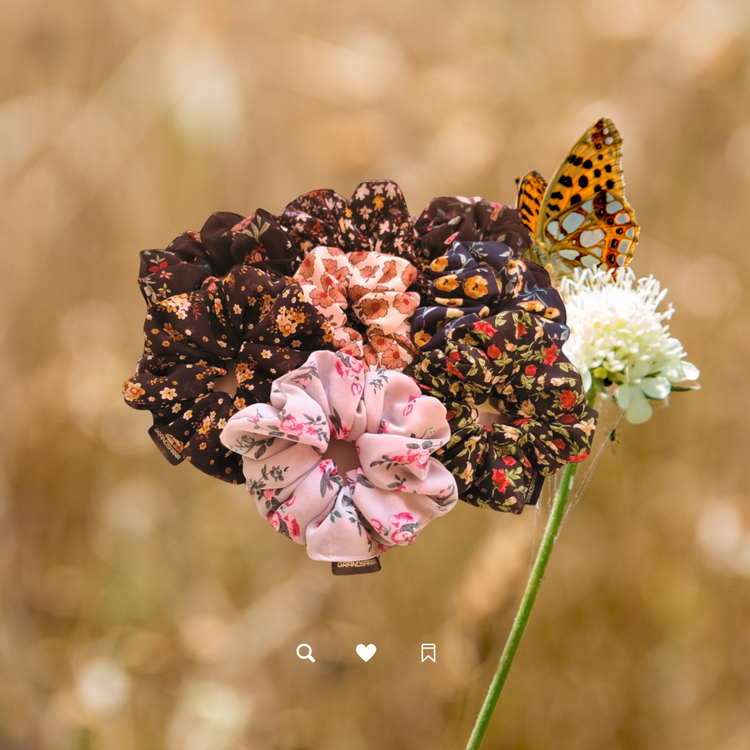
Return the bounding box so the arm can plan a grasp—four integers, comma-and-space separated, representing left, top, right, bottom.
516, 117, 639, 284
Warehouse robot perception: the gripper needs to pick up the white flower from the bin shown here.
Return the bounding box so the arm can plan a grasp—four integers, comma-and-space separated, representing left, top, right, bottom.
559, 268, 699, 424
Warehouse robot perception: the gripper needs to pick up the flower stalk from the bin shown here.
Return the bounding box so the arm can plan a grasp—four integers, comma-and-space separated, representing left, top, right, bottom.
465, 388, 597, 749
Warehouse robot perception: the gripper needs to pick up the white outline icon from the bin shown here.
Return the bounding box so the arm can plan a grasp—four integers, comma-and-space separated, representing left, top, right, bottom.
421, 643, 436, 662
296, 644, 315, 662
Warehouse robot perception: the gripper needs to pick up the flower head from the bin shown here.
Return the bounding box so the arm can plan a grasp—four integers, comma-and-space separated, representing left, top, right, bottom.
559, 267, 699, 424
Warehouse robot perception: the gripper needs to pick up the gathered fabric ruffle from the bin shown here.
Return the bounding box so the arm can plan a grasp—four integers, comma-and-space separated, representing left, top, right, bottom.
405, 310, 597, 513
138, 210, 301, 305
413, 195, 532, 272
220, 351, 458, 561
279, 179, 418, 263
123, 211, 337, 482
293, 246, 420, 369
124, 183, 598, 526
412, 240, 563, 348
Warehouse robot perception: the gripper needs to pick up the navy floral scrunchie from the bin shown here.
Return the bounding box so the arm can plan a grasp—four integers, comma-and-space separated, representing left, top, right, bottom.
411, 240, 561, 348
413, 195, 532, 271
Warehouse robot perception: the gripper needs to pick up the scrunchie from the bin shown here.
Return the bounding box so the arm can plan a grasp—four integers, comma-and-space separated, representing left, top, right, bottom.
294, 246, 420, 369
413, 195, 532, 272
123, 213, 337, 482
412, 240, 562, 348
138, 210, 301, 305
405, 310, 597, 513
219, 350, 458, 563
279, 179, 419, 266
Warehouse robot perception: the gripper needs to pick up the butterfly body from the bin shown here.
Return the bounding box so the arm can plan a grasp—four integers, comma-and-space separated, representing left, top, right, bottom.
517, 118, 639, 284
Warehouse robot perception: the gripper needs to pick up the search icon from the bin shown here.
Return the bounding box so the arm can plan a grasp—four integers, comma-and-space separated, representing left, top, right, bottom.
296, 644, 315, 662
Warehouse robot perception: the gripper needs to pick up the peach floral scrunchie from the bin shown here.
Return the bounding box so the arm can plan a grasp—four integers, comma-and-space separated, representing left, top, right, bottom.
294, 246, 420, 369
220, 350, 458, 566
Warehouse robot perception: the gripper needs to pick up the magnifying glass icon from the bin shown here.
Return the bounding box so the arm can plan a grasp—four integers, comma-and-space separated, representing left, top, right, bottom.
296, 644, 315, 662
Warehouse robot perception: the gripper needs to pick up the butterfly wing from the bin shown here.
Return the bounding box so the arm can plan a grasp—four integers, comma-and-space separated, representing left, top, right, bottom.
516, 170, 548, 236
531, 118, 639, 282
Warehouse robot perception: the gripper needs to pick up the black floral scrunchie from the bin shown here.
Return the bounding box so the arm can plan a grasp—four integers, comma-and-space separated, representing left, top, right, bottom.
404, 306, 597, 513
123, 211, 336, 483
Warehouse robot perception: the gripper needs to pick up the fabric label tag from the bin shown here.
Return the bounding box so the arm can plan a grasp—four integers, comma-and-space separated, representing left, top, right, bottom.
525, 470, 544, 507
331, 558, 381, 576
149, 424, 185, 465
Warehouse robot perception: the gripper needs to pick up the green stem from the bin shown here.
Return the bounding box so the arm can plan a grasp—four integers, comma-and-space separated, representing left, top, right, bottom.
465, 390, 597, 749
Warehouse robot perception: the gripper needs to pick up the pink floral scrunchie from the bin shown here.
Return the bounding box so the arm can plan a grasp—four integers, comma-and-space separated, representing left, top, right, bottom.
293, 246, 420, 369
219, 350, 458, 565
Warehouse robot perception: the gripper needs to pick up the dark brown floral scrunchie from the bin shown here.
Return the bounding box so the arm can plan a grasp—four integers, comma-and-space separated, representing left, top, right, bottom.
404, 306, 597, 513
139, 210, 302, 305
124, 212, 336, 483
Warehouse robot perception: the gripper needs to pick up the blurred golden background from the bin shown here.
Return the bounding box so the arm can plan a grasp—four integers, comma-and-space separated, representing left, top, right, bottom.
0, 0, 746, 747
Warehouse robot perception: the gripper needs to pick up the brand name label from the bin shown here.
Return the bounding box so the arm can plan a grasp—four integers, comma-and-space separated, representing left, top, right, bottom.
148, 425, 185, 465
331, 558, 381, 576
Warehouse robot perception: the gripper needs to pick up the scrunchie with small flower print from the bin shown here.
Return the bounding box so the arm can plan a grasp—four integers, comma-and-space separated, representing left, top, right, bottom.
138, 210, 301, 305
412, 195, 532, 272
220, 350, 458, 564
278, 179, 419, 266
412, 240, 562, 348
123, 212, 336, 483
405, 307, 597, 513
294, 246, 420, 369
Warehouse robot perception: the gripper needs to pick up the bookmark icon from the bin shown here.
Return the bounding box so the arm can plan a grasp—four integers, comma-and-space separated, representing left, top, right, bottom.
421, 643, 436, 662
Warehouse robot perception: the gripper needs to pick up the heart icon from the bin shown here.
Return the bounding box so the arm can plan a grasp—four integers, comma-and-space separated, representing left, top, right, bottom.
356, 643, 377, 662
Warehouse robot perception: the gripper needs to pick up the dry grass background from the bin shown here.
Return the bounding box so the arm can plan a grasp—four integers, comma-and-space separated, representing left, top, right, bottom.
1, 0, 748, 747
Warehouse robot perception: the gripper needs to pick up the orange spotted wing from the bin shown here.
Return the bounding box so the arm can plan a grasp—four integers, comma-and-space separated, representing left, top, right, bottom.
517, 118, 639, 284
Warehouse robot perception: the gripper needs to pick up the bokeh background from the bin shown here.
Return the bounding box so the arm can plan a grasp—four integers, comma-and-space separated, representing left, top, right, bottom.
1, 0, 748, 747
